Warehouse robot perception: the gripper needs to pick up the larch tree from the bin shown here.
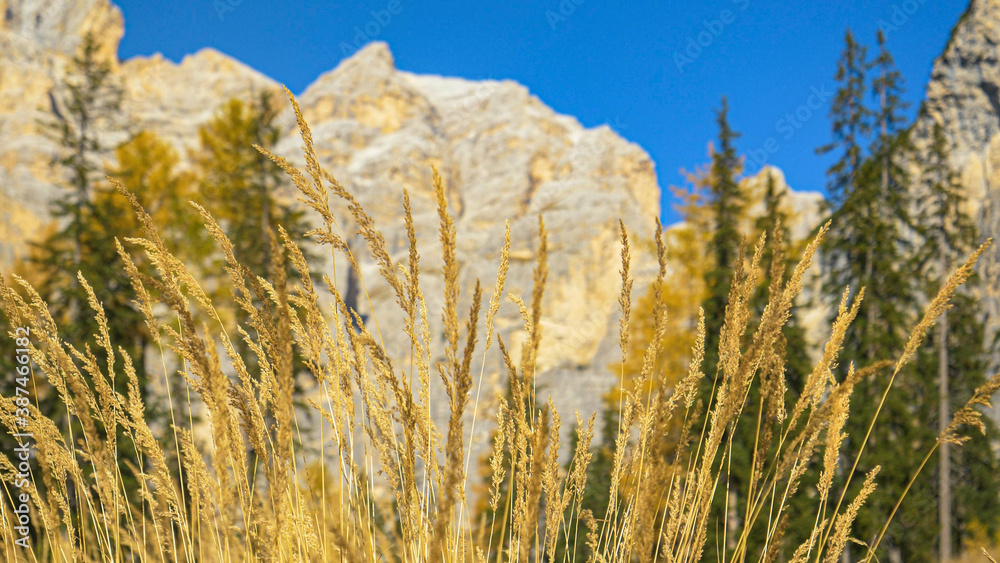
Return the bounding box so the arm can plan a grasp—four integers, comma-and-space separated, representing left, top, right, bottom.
192, 93, 318, 481
193, 92, 315, 329
194, 94, 308, 265
103, 130, 215, 429
106, 130, 213, 264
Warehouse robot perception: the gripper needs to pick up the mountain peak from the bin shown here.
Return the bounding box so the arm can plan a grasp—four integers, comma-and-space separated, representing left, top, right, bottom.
342, 41, 395, 71
912, 0, 1000, 374
0, 0, 122, 59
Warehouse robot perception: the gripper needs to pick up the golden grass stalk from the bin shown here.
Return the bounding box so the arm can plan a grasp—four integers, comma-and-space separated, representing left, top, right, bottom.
2, 91, 996, 563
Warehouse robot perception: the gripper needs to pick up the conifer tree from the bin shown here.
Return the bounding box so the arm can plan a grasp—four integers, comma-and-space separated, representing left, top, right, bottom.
817, 30, 871, 209
30, 33, 144, 419
819, 30, 929, 562
864, 29, 917, 357
25, 33, 170, 509
703, 96, 745, 381
193, 93, 314, 335
915, 122, 1000, 561
751, 171, 811, 392
106, 130, 213, 264
195, 93, 311, 282
192, 93, 317, 474
696, 97, 756, 560
103, 130, 215, 432
35, 32, 123, 336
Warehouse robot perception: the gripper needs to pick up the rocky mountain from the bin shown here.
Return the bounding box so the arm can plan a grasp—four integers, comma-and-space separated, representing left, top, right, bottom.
19, 0, 1000, 467
0, 0, 276, 263
275, 40, 668, 443
0, 0, 673, 461
0, 0, 835, 471
0, 1, 839, 470
912, 0, 1000, 370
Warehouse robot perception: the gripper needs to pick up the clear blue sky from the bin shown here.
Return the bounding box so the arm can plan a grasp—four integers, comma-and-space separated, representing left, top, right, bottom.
115, 0, 970, 224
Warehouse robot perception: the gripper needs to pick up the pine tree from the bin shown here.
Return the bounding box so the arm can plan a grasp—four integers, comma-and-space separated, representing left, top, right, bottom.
703, 96, 745, 381
751, 171, 811, 393
694, 97, 758, 560
193, 93, 315, 339
35, 32, 123, 335
31, 33, 139, 412
855, 32, 928, 562
817, 30, 871, 209
819, 30, 931, 562
915, 122, 1000, 561
23, 33, 170, 514
193, 93, 317, 478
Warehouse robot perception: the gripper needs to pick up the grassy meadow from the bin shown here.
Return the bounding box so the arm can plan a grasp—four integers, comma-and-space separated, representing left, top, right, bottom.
0, 89, 997, 562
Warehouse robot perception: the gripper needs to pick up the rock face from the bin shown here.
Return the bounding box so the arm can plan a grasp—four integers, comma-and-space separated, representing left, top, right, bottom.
0, 0, 276, 263
8, 0, 995, 468
275, 41, 665, 460
0, 0, 124, 263
738, 167, 828, 353
912, 0, 1000, 372
0, 0, 667, 463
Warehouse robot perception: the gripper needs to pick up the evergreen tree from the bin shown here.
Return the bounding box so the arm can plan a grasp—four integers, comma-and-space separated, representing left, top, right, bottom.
751, 170, 811, 393
697, 97, 756, 560
193, 94, 315, 345
819, 30, 930, 562
40, 34, 122, 269
915, 122, 1000, 561
193, 93, 317, 479
21, 33, 169, 520
864, 29, 917, 357
34, 32, 124, 338
30, 33, 146, 418
817, 30, 871, 209
703, 96, 745, 381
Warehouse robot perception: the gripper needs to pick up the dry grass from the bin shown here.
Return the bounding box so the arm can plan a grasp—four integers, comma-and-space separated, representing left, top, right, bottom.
0, 89, 995, 562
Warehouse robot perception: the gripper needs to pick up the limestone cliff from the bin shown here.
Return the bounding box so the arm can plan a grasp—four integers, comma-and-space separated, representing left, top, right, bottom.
912, 0, 1000, 370
0, 1, 667, 462
275, 42, 664, 445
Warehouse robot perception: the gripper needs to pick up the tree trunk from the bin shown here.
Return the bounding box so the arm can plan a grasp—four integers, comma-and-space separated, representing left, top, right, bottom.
935, 157, 954, 563
938, 283, 951, 562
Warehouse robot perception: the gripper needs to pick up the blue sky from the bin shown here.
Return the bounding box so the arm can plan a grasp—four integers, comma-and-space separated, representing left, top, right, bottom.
115, 0, 970, 224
